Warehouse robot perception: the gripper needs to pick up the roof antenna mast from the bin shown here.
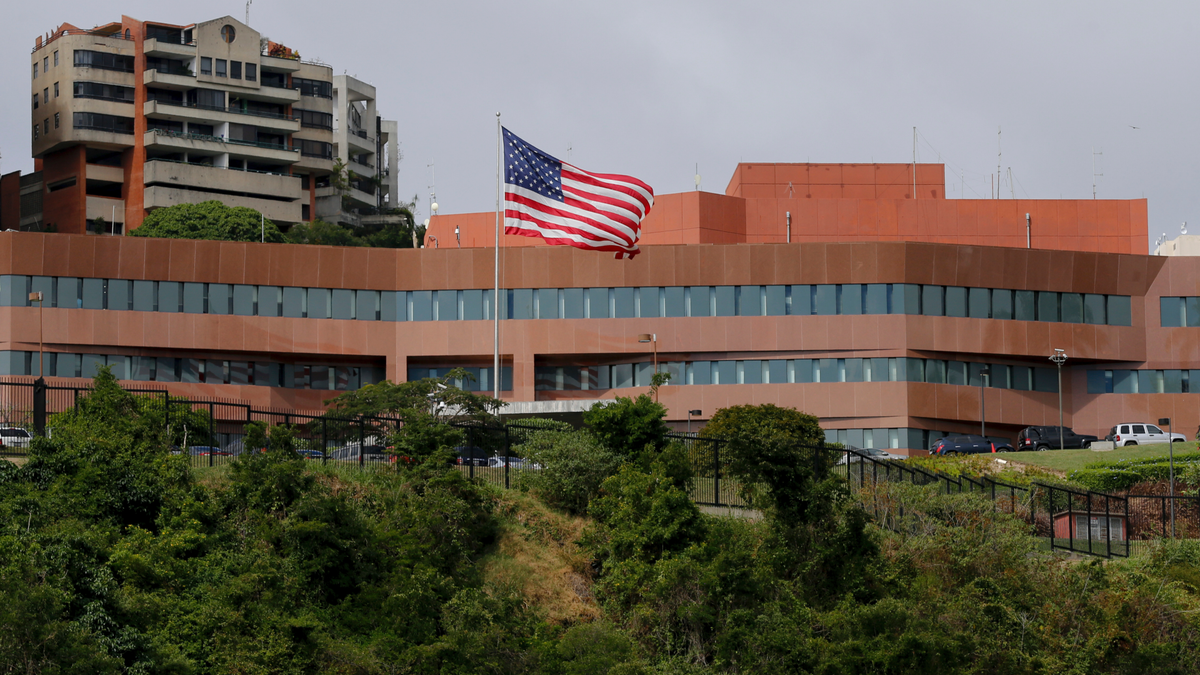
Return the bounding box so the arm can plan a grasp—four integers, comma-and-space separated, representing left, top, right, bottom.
245, 0, 252, 25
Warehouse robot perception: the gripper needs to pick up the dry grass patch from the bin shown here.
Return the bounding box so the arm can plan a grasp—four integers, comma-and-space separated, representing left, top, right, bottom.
483, 491, 599, 625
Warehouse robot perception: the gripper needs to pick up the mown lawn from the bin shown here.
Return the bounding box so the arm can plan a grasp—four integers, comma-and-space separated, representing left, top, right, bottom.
1007, 441, 1200, 473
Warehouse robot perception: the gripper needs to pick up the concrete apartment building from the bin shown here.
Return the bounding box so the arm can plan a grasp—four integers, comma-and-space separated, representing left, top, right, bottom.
16, 15, 398, 235
2, 162, 1197, 453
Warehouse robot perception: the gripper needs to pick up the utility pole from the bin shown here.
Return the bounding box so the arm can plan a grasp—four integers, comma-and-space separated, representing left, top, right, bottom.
1050, 349, 1068, 450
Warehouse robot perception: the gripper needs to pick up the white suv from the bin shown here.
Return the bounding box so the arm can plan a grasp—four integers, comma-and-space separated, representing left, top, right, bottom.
0, 428, 33, 448
1108, 423, 1187, 446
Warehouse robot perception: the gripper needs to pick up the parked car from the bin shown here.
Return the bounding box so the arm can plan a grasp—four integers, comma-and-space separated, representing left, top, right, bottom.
329, 444, 390, 462
1016, 426, 1099, 451
486, 456, 540, 469
295, 448, 326, 460
930, 435, 1007, 456
837, 448, 901, 465
188, 446, 230, 457
1106, 423, 1187, 447
0, 428, 33, 448
455, 445, 490, 467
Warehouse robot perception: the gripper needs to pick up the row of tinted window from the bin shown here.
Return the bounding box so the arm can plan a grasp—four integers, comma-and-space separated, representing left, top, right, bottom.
404, 366, 514, 392
74, 81, 135, 102
73, 49, 134, 73
533, 357, 1059, 392
0, 351, 385, 390
294, 78, 333, 99
296, 109, 333, 130
1086, 369, 1200, 394
298, 139, 334, 159
825, 428, 956, 451
73, 112, 134, 134
1159, 297, 1200, 327
0, 276, 1133, 327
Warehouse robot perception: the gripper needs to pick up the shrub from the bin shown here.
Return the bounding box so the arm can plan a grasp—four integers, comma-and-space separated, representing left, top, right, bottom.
583, 395, 669, 458
516, 429, 624, 515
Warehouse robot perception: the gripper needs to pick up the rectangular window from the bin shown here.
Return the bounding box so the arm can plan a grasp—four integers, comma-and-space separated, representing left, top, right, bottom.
967, 288, 990, 319
245, 63, 256, 81
1015, 290, 1036, 321
714, 286, 736, 316
664, 286, 686, 317
1113, 369, 1137, 393
43, 88, 49, 105
1165, 369, 1184, 394
715, 360, 736, 385
1034, 368, 1058, 393
689, 286, 712, 317
925, 359, 946, 384
1083, 294, 1106, 325
922, 285, 944, 316
613, 287, 636, 318
461, 289, 484, 321
54, 51, 58, 67
56, 277, 81, 309
742, 360, 763, 384
72, 112, 135, 134
200, 57, 212, 75
44, 119, 49, 135
132, 280, 156, 312
434, 289, 456, 321
54, 113, 59, 129
54, 82, 59, 97
207, 283, 230, 314
690, 360, 712, 385
33, 62, 37, 79
814, 285, 837, 315
215, 59, 227, 77
107, 279, 131, 310
1138, 369, 1164, 394
736, 286, 762, 316
43, 57, 48, 72
33, 94, 38, 110
765, 285, 787, 316
158, 281, 181, 312
230, 61, 241, 79
840, 284, 863, 315
257, 286, 281, 317
508, 288, 533, 320
409, 290, 431, 321
81, 278, 105, 309
790, 285, 812, 315
864, 284, 888, 315
638, 287, 661, 318
331, 288, 356, 320
947, 361, 967, 385
155, 357, 178, 382
843, 358, 864, 383
1107, 295, 1132, 326
306, 288, 331, 319
563, 288, 585, 319
73, 49, 136, 72
793, 359, 814, 383
282, 287, 306, 318
537, 288, 559, 319
356, 290, 378, 321
612, 363, 633, 389
1161, 297, 1184, 327
992, 289, 1013, 320
768, 359, 787, 384
587, 288, 609, 319
815, 358, 837, 383
1037, 291, 1059, 322
1061, 293, 1083, 324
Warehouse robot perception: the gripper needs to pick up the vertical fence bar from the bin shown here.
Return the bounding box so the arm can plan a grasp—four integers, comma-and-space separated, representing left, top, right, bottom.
713, 441, 722, 507
504, 426, 511, 490
209, 403, 215, 468
322, 418, 328, 466
359, 419, 365, 470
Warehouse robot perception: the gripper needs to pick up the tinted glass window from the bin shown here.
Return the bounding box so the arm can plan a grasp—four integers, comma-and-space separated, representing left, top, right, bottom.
209, 283, 231, 314
1060, 293, 1083, 324
133, 280, 156, 312
1011, 365, 1032, 391
968, 287, 990, 319
944, 286, 967, 317
737, 286, 761, 316
689, 287, 712, 317
817, 358, 838, 383
894, 284, 921, 315
690, 360, 711, 385
716, 360, 736, 385
840, 284, 862, 315
790, 285, 812, 316
563, 288, 585, 319
1160, 297, 1183, 327
742, 360, 763, 384
158, 281, 181, 312
256, 286, 281, 317
906, 358, 924, 382
233, 284, 256, 316
108, 279, 132, 310
1083, 294, 1106, 325
947, 361, 967, 385
82, 278, 105, 309
1037, 291, 1059, 322
356, 290, 378, 320
431, 290, 455, 321
461, 289, 484, 320
634, 362, 654, 387
925, 359, 946, 384
814, 285, 836, 315
1107, 295, 1131, 326
538, 288, 559, 319
612, 363, 633, 389
1034, 367, 1058, 393
864, 284, 887, 315
510, 289, 533, 320
844, 358, 864, 382
715, 286, 736, 316
1014, 290, 1036, 321
155, 357, 177, 382
613, 287, 635, 318
56, 277, 81, 309
992, 289, 1013, 320
1187, 297, 1200, 327
410, 290, 432, 321
794, 359, 814, 383
1138, 369, 1164, 394
664, 286, 686, 317
921, 285, 943, 316
1164, 369, 1184, 393
331, 289, 355, 320
1112, 369, 1137, 393
588, 288, 609, 318
282, 287, 306, 318
765, 285, 786, 316
768, 359, 787, 384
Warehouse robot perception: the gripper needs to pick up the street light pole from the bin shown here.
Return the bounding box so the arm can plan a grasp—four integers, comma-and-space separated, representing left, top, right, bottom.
980, 366, 990, 438
637, 333, 658, 401
1049, 349, 1068, 450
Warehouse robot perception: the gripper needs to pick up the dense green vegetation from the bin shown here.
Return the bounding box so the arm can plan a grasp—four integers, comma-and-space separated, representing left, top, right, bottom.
129, 200, 288, 243
2, 375, 1199, 673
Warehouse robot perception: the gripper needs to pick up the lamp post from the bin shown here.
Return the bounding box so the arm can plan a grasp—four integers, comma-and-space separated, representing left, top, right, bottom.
637, 333, 657, 400
1049, 349, 1068, 450
687, 409, 701, 435
1159, 416, 1176, 538
980, 366, 990, 438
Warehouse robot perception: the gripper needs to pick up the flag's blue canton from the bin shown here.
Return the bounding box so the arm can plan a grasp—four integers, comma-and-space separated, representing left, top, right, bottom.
505, 128, 563, 202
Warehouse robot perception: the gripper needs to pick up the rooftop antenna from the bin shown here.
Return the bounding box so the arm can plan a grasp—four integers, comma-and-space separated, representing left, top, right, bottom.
694, 163, 701, 191
245, 0, 252, 26
1092, 147, 1103, 199
1008, 167, 1014, 199
1183, 222, 1189, 235
997, 126, 1002, 200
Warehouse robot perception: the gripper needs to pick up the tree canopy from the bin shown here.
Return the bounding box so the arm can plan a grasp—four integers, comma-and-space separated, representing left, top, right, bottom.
129, 201, 287, 242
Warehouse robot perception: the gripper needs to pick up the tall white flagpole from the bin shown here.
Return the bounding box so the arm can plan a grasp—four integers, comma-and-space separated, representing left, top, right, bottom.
494, 113, 501, 400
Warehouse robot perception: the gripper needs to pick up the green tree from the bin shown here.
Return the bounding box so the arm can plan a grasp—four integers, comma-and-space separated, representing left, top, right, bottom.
129, 200, 286, 242
583, 395, 670, 459
284, 218, 362, 246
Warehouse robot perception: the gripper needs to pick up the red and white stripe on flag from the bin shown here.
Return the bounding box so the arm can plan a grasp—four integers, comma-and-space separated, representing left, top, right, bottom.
502, 128, 653, 259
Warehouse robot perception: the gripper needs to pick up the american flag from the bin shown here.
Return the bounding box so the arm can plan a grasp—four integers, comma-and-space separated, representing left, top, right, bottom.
503, 128, 653, 259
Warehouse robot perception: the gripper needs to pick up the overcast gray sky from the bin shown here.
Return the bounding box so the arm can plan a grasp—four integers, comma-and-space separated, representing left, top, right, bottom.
6, 1, 1196, 249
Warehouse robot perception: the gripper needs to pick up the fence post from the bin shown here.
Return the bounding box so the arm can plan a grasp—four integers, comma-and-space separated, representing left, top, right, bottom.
504, 425, 510, 490
713, 441, 722, 507
209, 403, 215, 468
359, 419, 365, 469
322, 418, 327, 466
33, 378, 47, 436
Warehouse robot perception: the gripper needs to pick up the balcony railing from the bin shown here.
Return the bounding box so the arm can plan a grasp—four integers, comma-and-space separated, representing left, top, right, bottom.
145, 65, 193, 77
349, 156, 374, 170
145, 157, 291, 177
36, 28, 135, 53
75, 93, 135, 104
147, 128, 297, 153
149, 98, 295, 121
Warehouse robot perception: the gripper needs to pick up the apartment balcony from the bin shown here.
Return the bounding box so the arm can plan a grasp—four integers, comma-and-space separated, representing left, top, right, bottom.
345, 129, 376, 152
85, 164, 125, 183
145, 185, 302, 223
144, 129, 300, 165
238, 83, 301, 104
260, 54, 302, 73
85, 196, 124, 222
144, 160, 302, 200
143, 38, 196, 58
143, 68, 196, 91
144, 100, 300, 134
346, 185, 377, 209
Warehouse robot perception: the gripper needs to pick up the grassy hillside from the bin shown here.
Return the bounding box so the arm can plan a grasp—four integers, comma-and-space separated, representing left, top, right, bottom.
1008, 442, 1200, 473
